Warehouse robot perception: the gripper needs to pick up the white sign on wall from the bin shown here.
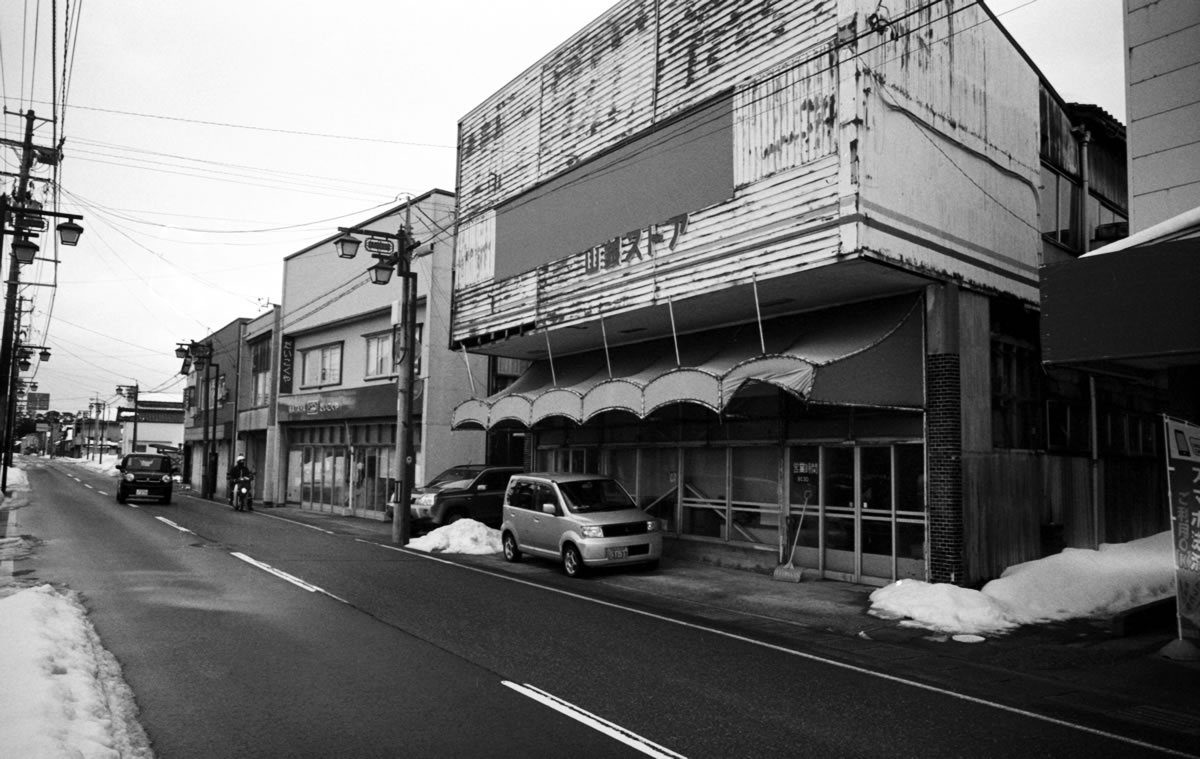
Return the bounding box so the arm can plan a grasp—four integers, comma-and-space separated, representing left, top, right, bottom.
454, 211, 496, 288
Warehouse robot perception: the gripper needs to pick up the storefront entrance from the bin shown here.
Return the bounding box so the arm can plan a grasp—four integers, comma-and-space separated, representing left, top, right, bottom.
547, 441, 926, 585
285, 422, 398, 519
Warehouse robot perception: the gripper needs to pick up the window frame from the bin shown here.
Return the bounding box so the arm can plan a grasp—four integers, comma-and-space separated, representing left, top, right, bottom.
300, 342, 344, 388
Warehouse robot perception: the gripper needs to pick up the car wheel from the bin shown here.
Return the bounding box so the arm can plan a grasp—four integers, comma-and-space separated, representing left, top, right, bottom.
562, 544, 584, 577
161, 493, 172, 505
116, 489, 126, 504
444, 510, 464, 525
502, 532, 521, 563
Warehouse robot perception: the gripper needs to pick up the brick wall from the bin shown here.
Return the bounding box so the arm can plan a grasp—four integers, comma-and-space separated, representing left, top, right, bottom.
927, 353, 963, 583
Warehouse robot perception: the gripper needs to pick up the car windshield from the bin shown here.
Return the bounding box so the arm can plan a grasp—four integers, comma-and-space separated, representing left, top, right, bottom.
126, 456, 170, 473
558, 478, 635, 513
424, 467, 481, 491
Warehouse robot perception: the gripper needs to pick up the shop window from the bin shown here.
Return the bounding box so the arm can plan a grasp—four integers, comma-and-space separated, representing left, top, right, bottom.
1045, 399, 1090, 454
365, 332, 393, 379
249, 339, 272, 406
992, 338, 1043, 450
301, 343, 343, 387
1041, 164, 1080, 251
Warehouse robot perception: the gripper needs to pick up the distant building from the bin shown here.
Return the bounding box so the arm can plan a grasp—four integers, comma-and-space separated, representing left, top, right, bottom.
117, 393, 184, 457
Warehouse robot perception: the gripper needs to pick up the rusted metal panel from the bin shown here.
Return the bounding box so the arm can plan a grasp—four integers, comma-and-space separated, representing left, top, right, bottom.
458, 66, 543, 221
851, 0, 1042, 301
735, 50, 838, 187
537, 0, 659, 180
654, 0, 836, 117
454, 153, 843, 341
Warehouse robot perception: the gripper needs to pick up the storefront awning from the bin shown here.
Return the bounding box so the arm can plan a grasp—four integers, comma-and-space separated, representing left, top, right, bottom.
1041, 230, 1200, 371
453, 294, 924, 429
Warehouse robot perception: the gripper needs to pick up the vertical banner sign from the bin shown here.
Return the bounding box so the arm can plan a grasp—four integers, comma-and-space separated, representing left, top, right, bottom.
279, 337, 295, 394
1163, 415, 1200, 642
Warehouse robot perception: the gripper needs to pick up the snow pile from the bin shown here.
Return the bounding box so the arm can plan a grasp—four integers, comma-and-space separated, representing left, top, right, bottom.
0, 585, 153, 758
408, 519, 502, 555
869, 531, 1176, 636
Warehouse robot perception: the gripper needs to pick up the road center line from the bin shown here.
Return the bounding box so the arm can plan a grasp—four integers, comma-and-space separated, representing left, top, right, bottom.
359, 539, 1193, 757
155, 517, 194, 534
230, 551, 347, 603
503, 681, 685, 758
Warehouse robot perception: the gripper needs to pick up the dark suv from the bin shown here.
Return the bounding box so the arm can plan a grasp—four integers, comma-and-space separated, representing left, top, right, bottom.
115, 453, 178, 504
410, 465, 522, 529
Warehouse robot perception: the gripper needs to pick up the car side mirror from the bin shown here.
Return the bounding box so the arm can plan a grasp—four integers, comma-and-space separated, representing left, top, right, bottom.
115, 464, 124, 471
541, 503, 557, 515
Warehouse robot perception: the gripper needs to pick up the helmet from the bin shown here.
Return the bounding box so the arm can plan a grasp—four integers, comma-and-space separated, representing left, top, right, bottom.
236, 454, 246, 462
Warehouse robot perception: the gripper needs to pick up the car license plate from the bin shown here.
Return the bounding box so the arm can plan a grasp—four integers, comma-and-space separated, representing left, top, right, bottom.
135, 489, 149, 496
605, 547, 628, 560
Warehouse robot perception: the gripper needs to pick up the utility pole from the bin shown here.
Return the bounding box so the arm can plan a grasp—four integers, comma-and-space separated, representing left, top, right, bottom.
0, 109, 82, 492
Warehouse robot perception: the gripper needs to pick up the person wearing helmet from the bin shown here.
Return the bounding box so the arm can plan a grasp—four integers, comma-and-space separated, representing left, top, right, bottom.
227, 454, 255, 510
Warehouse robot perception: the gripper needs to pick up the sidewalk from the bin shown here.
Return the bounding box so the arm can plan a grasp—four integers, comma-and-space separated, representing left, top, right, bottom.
261, 505, 1200, 744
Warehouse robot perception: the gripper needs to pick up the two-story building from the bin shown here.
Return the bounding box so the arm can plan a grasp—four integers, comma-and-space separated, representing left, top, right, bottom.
181, 318, 248, 499
448, 0, 1136, 585
236, 306, 281, 505
276, 191, 488, 519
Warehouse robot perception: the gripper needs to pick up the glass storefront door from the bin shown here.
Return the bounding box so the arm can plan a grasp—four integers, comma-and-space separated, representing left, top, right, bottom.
793, 443, 926, 584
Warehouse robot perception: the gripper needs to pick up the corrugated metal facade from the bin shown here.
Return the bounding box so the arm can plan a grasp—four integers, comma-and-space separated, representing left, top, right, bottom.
453, 0, 1044, 348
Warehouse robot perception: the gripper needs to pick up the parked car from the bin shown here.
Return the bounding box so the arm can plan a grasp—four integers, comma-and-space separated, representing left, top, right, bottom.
115, 453, 178, 505
410, 465, 522, 529
500, 472, 663, 577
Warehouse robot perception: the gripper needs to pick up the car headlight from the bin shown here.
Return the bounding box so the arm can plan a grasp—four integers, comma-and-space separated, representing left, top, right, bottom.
416, 493, 436, 507
160, 475, 172, 483
123, 473, 135, 482
646, 519, 661, 532
580, 525, 604, 539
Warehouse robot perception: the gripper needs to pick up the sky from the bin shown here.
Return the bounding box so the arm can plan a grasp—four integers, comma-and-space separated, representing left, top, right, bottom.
0, 455, 1178, 755
0, 0, 1126, 415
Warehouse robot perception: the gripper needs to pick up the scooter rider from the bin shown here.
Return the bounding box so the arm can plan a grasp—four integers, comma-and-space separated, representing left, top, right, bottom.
227, 454, 255, 511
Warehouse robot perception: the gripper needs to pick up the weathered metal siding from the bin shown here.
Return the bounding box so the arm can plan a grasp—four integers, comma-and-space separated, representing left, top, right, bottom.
537, 0, 659, 182
852, 0, 1042, 302
653, 0, 836, 116
453, 0, 845, 344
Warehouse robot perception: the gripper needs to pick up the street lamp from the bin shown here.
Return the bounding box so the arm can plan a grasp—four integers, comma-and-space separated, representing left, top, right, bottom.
177, 341, 217, 498
335, 221, 420, 545
0, 192, 83, 494
117, 384, 140, 455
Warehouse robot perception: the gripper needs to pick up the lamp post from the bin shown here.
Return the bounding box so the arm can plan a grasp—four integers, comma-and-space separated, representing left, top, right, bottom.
0, 113, 84, 496
177, 341, 216, 498
117, 384, 139, 455
335, 214, 421, 545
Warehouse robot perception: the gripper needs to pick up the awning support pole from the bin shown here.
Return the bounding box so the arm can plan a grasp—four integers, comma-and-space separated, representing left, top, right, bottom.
544, 330, 558, 386
600, 313, 613, 379
459, 344, 477, 397
752, 273, 766, 354
667, 296, 681, 367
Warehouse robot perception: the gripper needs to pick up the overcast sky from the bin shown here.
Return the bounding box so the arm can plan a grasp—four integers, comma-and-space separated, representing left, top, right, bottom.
0, 0, 1125, 414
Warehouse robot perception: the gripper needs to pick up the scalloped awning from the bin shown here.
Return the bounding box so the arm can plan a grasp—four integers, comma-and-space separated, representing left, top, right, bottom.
452, 294, 924, 429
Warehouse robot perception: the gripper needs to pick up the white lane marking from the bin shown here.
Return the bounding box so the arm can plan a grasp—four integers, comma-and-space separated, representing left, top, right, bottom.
258, 512, 335, 534
84, 484, 93, 489
503, 681, 685, 758
361, 540, 1194, 758
155, 517, 194, 534
98, 491, 109, 496
231, 552, 347, 603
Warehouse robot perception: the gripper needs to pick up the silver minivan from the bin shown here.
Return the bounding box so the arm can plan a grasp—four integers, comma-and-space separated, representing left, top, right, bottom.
500, 473, 663, 577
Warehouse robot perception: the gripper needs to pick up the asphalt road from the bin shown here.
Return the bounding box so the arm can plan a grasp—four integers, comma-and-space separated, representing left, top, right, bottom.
14, 458, 1190, 758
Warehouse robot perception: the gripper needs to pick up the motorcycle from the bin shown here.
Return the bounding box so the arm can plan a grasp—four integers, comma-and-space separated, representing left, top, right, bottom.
232, 475, 255, 511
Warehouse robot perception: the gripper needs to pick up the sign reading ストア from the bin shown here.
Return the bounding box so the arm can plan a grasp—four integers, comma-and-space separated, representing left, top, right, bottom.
1163, 415, 1200, 643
